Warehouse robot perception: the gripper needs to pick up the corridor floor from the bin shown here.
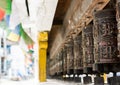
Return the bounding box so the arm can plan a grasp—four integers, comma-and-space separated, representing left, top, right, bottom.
0, 77, 111, 85
0, 78, 85, 85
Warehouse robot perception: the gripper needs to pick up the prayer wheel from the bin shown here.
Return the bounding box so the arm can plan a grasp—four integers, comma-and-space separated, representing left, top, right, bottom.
66, 38, 74, 75
93, 9, 118, 64
74, 32, 83, 75
82, 24, 94, 73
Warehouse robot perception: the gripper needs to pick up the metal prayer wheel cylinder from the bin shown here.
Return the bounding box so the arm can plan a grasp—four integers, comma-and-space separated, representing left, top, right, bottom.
50, 59, 55, 76
49, 59, 53, 76
54, 57, 57, 75
116, 0, 120, 57
53, 57, 57, 75
74, 33, 83, 74
82, 25, 94, 68
93, 9, 118, 63
65, 38, 74, 74
56, 54, 59, 75
52, 56, 56, 75
63, 47, 67, 75
57, 52, 63, 75
49, 59, 53, 75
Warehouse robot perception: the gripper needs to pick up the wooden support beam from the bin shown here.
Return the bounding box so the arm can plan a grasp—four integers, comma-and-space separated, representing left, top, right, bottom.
50, 0, 110, 59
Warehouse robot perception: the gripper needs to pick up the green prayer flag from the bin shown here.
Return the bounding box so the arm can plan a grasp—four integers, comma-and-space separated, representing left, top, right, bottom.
20, 25, 34, 45
6, 0, 12, 14
28, 50, 34, 54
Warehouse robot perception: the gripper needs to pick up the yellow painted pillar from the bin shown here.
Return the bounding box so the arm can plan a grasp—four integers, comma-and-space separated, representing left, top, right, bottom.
38, 31, 48, 82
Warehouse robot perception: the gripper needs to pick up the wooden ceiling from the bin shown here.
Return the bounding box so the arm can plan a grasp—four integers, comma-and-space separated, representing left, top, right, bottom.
53, 0, 72, 25
48, 0, 72, 52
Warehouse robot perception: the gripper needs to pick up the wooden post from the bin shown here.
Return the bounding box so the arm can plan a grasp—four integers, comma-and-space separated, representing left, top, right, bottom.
38, 31, 48, 82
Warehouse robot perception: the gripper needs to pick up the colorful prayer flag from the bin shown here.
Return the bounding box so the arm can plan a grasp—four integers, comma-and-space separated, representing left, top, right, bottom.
20, 25, 34, 45
6, 0, 12, 15
7, 24, 21, 42
27, 44, 33, 50
5, 15, 10, 26
0, 8, 5, 21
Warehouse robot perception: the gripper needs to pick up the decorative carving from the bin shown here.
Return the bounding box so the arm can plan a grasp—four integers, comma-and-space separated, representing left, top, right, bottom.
82, 25, 94, 67
93, 9, 118, 63
116, 0, 120, 57
66, 38, 74, 74
74, 33, 83, 70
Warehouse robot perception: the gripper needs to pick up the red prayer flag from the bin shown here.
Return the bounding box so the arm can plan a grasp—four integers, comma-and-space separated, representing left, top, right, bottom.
28, 44, 33, 50
0, 8, 5, 21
